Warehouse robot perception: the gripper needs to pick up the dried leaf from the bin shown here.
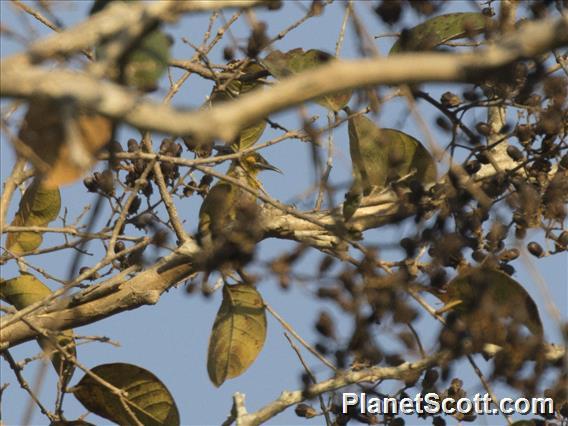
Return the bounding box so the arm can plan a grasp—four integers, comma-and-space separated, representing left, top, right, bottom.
390, 12, 487, 54
207, 284, 267, 387
440, 267, 543, 337
6, 178, 61, 254
262, 48, 352, 111
18, 99, 112, 188
72, 363, 180, 426
1, 273, 76, 387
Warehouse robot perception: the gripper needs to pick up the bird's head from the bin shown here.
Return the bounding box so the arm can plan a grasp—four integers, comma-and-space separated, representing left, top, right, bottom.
238, 152, 282, 175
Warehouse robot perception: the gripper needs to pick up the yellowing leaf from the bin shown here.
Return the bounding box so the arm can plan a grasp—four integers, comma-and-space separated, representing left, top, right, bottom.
344, 114, 436, 219
1, 273, 76, 387
440, 267, 543, 338
5, 214, 43, 254
72, 363, 180, 426
18, 178, 61, 224
209, 62, 267, 151
6, 178, 61, 255
207, 284, 267, 387
18, 99, 112, 188
390, 12, 487, 54
262, 48, 352, 111
0, 273, 51, 308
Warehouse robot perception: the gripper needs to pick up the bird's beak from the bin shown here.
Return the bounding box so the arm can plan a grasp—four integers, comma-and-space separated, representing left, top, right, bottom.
259, 162, 282, 174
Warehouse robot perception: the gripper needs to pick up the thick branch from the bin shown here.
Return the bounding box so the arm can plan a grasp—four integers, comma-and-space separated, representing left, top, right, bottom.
6, 0, 269, 64
2, 17, 566, 143
0, 241, 199, 349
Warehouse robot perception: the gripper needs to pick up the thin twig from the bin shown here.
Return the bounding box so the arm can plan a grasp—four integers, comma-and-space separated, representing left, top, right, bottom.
265, 303, 337, 371
284, 333, 332, 426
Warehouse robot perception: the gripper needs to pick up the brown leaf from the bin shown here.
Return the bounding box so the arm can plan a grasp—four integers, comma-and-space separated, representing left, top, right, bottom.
439, 267, 543, 339
72, 363, 180, 426
18, 99, 112, 188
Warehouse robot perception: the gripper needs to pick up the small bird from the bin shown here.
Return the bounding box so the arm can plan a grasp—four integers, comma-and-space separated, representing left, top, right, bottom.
197, 152, 281, 273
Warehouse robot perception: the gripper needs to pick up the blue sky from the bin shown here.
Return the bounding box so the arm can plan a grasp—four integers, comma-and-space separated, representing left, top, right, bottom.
1, 1, 566, 425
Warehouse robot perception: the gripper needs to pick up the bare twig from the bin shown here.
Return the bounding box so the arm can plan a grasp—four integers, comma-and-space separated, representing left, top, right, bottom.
283, 333, 332, 426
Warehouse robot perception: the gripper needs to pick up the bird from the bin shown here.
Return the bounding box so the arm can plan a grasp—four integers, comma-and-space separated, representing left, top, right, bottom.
197, 152, 281, 275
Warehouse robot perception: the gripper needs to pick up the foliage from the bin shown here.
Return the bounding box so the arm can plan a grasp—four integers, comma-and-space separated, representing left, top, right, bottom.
1, 1, 566, 425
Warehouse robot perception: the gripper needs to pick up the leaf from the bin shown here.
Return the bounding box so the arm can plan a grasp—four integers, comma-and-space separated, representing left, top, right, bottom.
0, 273, 52, 309
207, 284, 267, 387
90, 0, 170, 91
344, 114, 436, 219
123, 30, 171, 91
262, 48, 352, 111
50, 420, 97, 426
440, 267, 544, 337
208, 62, 267, 151
1, 274, 76, 387
6, 178, 61, 254
390, 12, 487, 54
18, 99, 112, 188
5, 214, 44, 254
72, 363, 180, 426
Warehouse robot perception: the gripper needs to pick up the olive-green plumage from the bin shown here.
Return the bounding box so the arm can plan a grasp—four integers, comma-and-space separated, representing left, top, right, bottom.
198, 153, 280, 248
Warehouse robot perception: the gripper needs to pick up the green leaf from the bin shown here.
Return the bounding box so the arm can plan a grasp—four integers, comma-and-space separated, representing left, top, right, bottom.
123, 30, 171, 91
390, 12, 487, 54
208, 62, 267, 151
207, 284, 267, 387
91, 0, 170, 91
348, 114, 390, 194
1, 273, 75, 387
441, 267, 544, 337
72, 363, 180, 426
381, 128, 438, 184
90, 0, 134, 15
345, 114, 436, 219
262, 48, 352, 111
6, 179, 61, 254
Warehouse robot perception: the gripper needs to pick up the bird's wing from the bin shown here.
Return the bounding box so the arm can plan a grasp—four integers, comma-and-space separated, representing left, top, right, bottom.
198, 182, 234, 245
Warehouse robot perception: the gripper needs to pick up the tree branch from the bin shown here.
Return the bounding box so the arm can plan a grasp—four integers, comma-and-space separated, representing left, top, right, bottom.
235, 353, 445, 426
6, 0, 270, 65
1, 17, 566, 143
